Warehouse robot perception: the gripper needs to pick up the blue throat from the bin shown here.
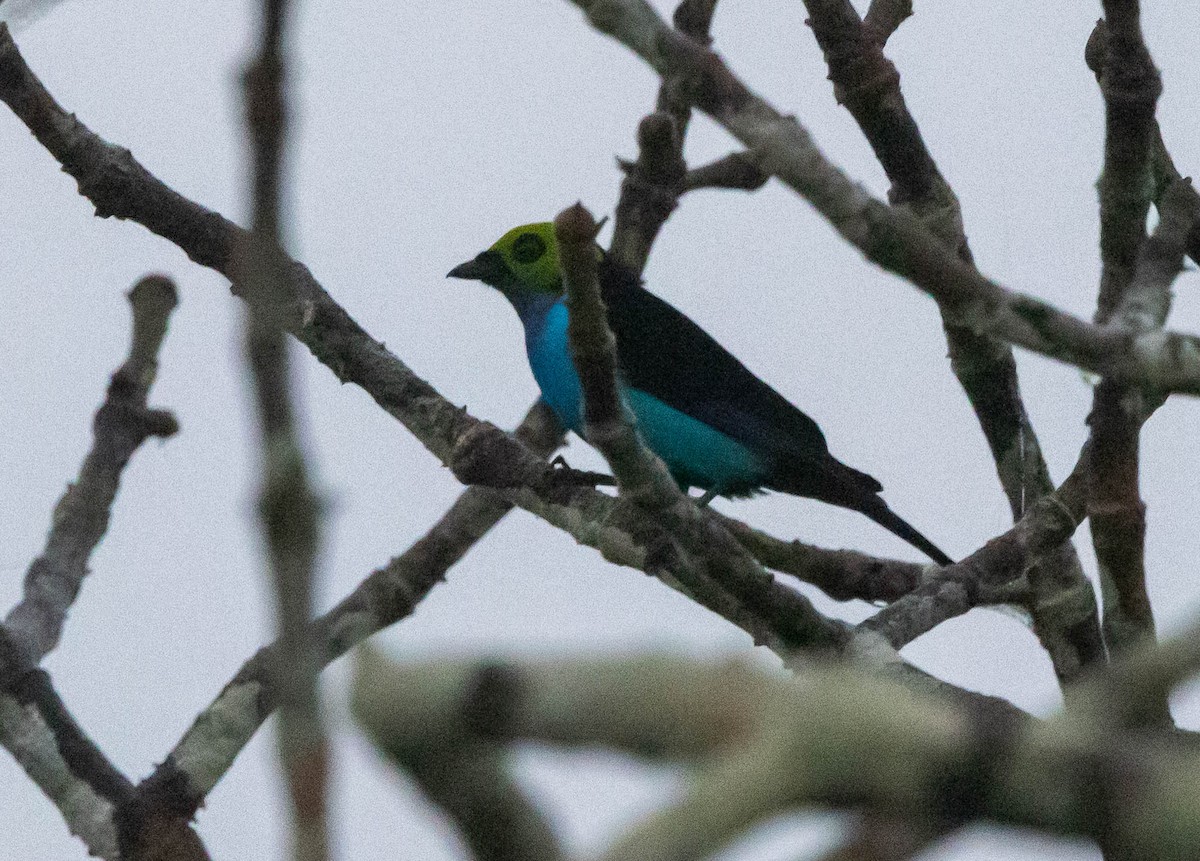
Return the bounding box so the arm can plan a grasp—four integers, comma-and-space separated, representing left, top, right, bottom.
503, 292, 767, 495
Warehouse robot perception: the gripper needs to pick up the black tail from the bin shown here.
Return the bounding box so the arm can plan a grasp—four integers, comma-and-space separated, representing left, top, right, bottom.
805, 459, 953, 566
854, 494, 954, 566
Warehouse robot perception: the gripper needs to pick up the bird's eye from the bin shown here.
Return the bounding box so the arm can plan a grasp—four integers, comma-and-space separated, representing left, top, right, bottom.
512, 232, 547, 265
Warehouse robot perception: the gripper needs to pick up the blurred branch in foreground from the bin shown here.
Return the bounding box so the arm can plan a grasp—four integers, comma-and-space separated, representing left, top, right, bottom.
354, 643, 1200, 861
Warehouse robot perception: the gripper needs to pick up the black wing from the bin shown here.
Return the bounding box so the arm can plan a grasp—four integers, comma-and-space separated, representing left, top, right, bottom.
598, 258, 848, 481
597, 260, 957, 564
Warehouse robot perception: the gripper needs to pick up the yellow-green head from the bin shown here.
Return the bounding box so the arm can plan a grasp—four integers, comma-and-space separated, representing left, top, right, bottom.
447, 222, 563, 296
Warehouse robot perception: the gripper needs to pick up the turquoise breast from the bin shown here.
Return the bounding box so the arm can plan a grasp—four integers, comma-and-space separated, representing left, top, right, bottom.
524, 301, 766, 494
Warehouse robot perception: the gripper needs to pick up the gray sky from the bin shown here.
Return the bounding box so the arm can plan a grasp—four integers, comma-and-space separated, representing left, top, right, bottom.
1, 1, 1198, 858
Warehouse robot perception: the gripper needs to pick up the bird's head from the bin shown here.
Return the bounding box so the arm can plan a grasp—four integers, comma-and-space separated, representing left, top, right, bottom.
447, 222, 563, 297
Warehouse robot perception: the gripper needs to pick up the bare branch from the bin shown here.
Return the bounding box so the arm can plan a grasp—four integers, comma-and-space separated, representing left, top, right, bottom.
1089, 184, 1196, 667
1093, 4, 1162, 324
714, 514, 930, 603
2, 275, 178, 671
1083, 3, 1168, 666
0, 642, 128, 859
610, 113, 685, 272
351, 648, 1200, 861
0, 276, 208, 860
1086, 20, 1200, 271
558, 1, 1200, 390
799, 0, 1101, 681
862, 0, 912, 44
559, 202, 682, 506
0, 28, 1143, 829
609, 0, 720, 272
682, 150, 768, 192
855, 454, 1088, 650
137, 403, 563, 816
236, 0, 329, 856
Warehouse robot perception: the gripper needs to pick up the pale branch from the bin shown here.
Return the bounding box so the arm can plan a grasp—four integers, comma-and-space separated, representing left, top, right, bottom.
352, 648, 1200, 861
799, 0, 1100, 681
0, 633, 127, 860
560, 0, 1200, 392
855, 454, 1089, 650
0, 277, 209, 859
137, 403, 562, 819
2, 276, 178, 674
238, 1, 329, 858
0, 663, 210, 861
355, 651, 564, 861
609, 0, 718, 273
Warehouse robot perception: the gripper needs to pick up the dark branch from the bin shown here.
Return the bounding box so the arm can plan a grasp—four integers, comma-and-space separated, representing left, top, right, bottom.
609, 0, 720, 273
1085, 2, 1165, 665
862, 0, 912, 44
682, 150, 768, 192
799, 0, 1102, 680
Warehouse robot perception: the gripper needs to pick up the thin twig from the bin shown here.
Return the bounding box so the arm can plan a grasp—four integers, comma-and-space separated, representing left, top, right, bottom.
609, 0, 720, 272
2, 276, 178, 673
0, 276, 208, 860
238, 0, 329, 856
714, 514, 929, 603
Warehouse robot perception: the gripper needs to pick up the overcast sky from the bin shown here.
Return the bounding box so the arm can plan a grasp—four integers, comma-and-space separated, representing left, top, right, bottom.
1, 1, 1199, 858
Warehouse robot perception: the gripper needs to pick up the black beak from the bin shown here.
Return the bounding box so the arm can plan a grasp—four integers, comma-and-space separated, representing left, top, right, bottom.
447, 249, 506, 283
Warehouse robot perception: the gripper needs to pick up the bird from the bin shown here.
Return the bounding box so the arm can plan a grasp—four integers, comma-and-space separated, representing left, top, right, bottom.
448, 221, 952, 566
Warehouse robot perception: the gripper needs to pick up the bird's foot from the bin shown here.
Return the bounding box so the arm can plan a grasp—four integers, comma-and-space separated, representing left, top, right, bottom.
693, 488, 720, 508
547, 454, 617, 489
